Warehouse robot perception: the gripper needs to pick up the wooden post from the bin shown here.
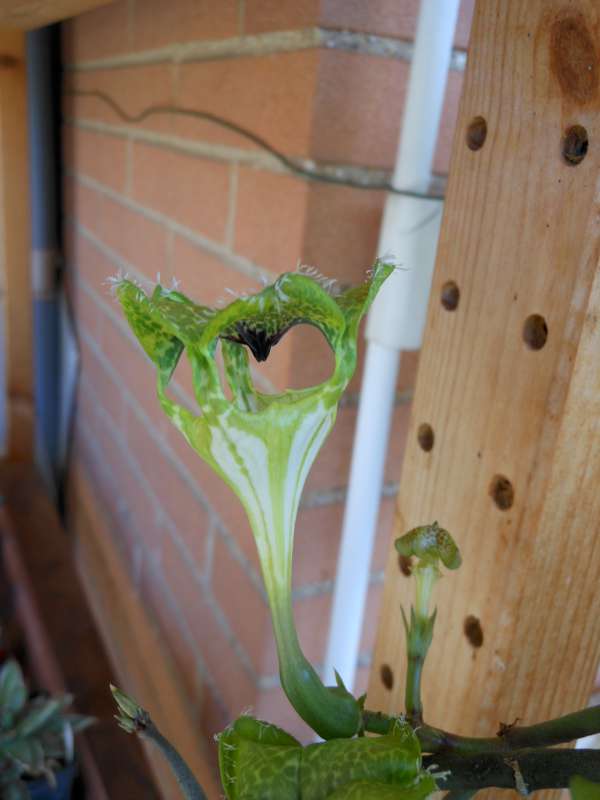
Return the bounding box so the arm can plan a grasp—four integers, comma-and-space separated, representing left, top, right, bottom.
0, 29, 33, 460
369, 0, 600, 767
0, 1, 113, 29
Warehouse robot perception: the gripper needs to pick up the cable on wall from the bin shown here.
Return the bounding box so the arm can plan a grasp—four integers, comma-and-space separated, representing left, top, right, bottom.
65, 88, 445, 201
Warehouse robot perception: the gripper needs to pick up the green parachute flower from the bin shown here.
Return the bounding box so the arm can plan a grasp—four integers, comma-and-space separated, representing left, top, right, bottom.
115, 260, 394, 740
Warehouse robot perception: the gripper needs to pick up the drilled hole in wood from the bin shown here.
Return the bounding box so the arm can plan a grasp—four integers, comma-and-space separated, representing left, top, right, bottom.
464, 615, 484, 648
523, 314, 548, 350
490, 475, 514, 511
466, 116, 487, 151
398, 554, 413, 577
380, 663, 394, 690
562, 125, 588, 165
417, 423, 435, 452
441, 280, 460, 311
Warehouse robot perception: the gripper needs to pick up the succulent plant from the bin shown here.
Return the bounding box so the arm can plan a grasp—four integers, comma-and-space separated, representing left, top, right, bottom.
0, 659, 93, 799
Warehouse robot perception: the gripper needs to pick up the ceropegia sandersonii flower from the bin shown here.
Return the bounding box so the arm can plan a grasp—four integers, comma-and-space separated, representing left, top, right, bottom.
115, 259, 394, 739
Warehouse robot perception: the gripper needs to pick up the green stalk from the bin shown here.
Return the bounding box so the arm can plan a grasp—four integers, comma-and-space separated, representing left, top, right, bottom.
265, 566, 361, 740
111, 686, 206, 800
422, 749, 600, 793
363, 705, 600, 756
143, 721, 207, 800
401, 561, 438, 724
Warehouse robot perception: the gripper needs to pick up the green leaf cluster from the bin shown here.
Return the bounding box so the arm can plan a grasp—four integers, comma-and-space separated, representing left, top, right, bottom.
0, 660, 93, 799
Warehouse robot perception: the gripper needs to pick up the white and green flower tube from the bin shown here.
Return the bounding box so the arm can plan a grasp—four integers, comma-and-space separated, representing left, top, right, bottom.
115, 260, 394, 740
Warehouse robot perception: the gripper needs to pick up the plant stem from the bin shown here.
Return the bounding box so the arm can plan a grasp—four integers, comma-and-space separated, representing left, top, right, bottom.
424, 748, 600, 792
499, 705, 600, 749
142, 720, 207, 800
401, 562, 439, 724
363, 705, 600, 755
405, 650, 424, 723
269, 587, 361, 739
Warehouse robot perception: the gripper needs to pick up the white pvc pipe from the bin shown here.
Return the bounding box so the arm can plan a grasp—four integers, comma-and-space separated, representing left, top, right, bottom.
323, 0, 461, 692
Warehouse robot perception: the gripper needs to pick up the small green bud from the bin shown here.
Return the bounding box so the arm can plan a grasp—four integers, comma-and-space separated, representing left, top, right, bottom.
110, 684, 149, 733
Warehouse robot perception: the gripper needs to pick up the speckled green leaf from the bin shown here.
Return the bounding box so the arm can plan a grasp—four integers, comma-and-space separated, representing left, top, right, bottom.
218, 715, 436, 800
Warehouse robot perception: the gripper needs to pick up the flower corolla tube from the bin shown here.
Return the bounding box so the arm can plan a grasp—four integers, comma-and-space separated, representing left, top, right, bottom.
116, 260, 394, 739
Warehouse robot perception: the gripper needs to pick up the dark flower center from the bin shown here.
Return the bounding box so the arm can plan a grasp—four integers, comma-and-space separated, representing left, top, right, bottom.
224, 322, 291, 362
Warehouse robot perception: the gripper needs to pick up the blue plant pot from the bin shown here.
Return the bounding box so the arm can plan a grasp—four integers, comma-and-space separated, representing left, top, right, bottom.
27, 762, 76, 800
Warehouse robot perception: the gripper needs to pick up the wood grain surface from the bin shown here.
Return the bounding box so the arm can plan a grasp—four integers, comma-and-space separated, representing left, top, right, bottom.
0, 30, 33, 459
368, 3, 600, 796
0, 1, 112, 29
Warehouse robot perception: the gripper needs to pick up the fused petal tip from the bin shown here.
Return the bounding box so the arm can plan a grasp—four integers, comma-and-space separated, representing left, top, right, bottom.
395, 522, 461, 570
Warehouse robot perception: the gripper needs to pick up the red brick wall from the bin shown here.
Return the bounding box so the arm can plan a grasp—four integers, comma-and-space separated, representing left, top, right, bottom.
62, 0, 473, 748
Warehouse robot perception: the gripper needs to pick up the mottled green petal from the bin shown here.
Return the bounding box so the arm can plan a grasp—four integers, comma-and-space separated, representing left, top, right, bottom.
335, 259, 396, 339
200, 272, 345, 353
150, 285, 215, 348
116, 280, 184, 383
395, 522, 461, 570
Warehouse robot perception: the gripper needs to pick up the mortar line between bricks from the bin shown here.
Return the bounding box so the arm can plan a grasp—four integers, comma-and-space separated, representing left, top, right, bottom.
67, 117, 286, 172
124, 137, 133, 196
67, 169, 277, 284
74, 418, 226, 708
76, 415, 148, 579
81, 370, 265, 690
291, 569, 384, 602
299, 481, 400, 509
236, 0, 245, 37
65, 118, 448, 199
90, 382, 210, 591
225, 162, 238, 250
65, 26, 467, 72
143, 548, 229, 709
